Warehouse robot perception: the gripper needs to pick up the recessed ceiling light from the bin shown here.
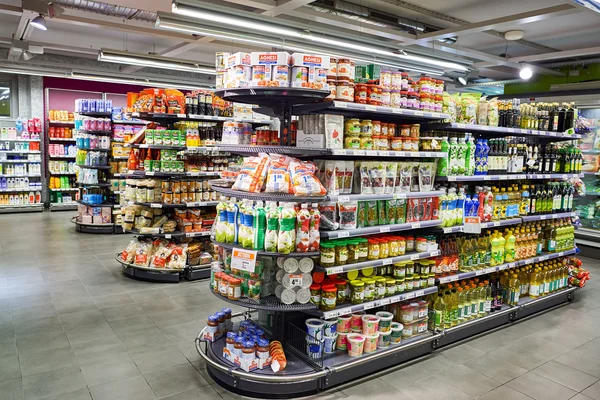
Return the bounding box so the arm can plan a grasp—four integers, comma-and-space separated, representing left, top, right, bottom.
504, 30, 524, 41
30, 15, 47, 31
519, 65, 533, 80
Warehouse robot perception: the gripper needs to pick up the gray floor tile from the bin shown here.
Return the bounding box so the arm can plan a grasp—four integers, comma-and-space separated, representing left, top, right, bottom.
0, 378, 24, 400
130, 345, 189, 375
119, 328, 171, 353
532, 360, 598, 392
583, 381, 600, 400
89, 375, 157, 400
36, 388, 92, 400
434, 363, 501, 397
71, 337, 125, 364
79, 353, 140, 387
506, 371, 578, 400
379, 354, 457, 390
12, 316, 63, 337
16, 330, 70, 355
10, 293, 51, 310
161, 321, 203, 343
58, 309, 106, 330
440, 343, 486, 364
52, 298, 97, 315
147, 308, 200, 329
0, 355, 20, 383
19, 346, 77, 377
144, 363, 208, 398
10, 304, 56, 322
490, 343, 552, 371
99, 304, 145, 322
92, 293, 135, 309
463, 353, 529, 384
570, 394, 595, 400
22, 366, 87, 400
338, 377, 403, 400
474, 385, 535, 400
157, 385, 221, 400
400, 376, 470, 400
0, 323, 14, 341
137, 298, 182, 314
128, 289, 169, 304
512, 335, 571, 358
555, 347, 600, 378
64, 320, 116, 346
0, 338, 17, 359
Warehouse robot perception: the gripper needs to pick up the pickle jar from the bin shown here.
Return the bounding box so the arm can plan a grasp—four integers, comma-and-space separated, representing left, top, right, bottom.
397, 236, 406, 255
427, 273, 435, 288
388, 237, 399, 257
367, 239, 380, 260
344, 118, 361, 135
386, 278, 397, 296
350, 280, 365, 304
310, 283, 321, 305
335, 241, 348, 266
347, 240, 359, 264
406, 236, 415, 252
336, 280, 348, 304
357, 238, 369, 262
379, 239, 390, 259
374, 277, 387, 299
396, 278, 406, 293
320, 243, 335, 268
360, 120, 373, 136
363, 278, 376, 302
393, 262, 406, 279
344, 133, 360, 149
320, 285, 337, 311
420, 261, 431, 276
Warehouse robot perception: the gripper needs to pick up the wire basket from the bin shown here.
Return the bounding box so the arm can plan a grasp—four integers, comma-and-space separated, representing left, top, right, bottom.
284, 316, 325, 370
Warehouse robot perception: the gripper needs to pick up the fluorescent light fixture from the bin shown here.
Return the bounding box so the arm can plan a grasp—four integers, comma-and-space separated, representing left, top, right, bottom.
519, 65, 533, 80
458, 76, 467, 85
70, 72, 211, 91
30, 15, 47, 31
1, 89, 9, 95
168, 3, 469, 72
98, 49, 216, 75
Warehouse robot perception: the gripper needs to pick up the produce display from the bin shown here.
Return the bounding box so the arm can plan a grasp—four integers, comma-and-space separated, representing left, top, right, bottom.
120, 235, 214, 269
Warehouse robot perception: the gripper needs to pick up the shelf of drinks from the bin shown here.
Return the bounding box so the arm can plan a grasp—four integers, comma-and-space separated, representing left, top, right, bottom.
130, 112, 271, 124
48, 137, 76, 142
0, 138, 40, 142
0, 174, 41, 178
321, 250, 441, 275
437, 247, 578, 284
211, 184, 327, 203
113, 119, 148, 125
322, 220, 442, 240
185, 146, 221, 153
293, 100, 450, 120
125, 171, 189, 178
210, 289, 318, 312
50, 172, 76, 176
331, 149, 447, 158
48, 120, 74, 125
0, 160, 40, 163
327, 190, 445, 202
49, 155, 75, 159
439, 173, 583, 182
213, 240, 320, 258
478, 218, 522, 230
0, 151, 40, 154
426, 122, 582, 140
76, 165, 111, 170
49, 188, 78, 191
0, 188, 39, 193
320, 286, 438, 319
129, 201, 218, 209
521, 211, 578, 222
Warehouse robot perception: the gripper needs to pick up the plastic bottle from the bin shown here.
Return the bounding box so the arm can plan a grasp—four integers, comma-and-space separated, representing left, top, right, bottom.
438, 136, 449, 176
458, 137, 467, 175
295, 203, 311, 252
253, 201, 266, 251
497, 231, 506, 264
490, 232, 499, 267
508, 274, 521, 306
215, 196, 228, 243
484, 280, 492, 314
225, 198, 238, 244
466, 135, 476, 176
529, 268, 540, 299
449, 137, 459, 175
478, 283, 487, 316
450, 288, 459, 327
463, 285, 472, 320
447, 188, 457, 226
277, 203, 296, 254
457, 187, 465, 225
265, 201, 279, 253
504, 229, 516, 263
457, 287, 466, 324
470, 284, 479, 319
433, 293, 446, 329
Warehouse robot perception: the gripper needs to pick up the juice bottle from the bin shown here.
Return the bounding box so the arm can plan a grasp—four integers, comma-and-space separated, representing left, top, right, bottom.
450, 288, 459, 327
308, 203, 321, 252
433, 293, 446, 329
470, 237, 480, 269
504, 229, 516, 262
214, 196, 228, 243
438, 136, 449, 176
478, 283, 487, 316
500, 272, 510, 304
478, 235, 489, 267
443, 290, 453, 330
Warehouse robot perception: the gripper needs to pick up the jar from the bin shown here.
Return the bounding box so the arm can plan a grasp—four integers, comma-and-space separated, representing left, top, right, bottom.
219, 275, 229, 297
400, 125, 410, 137
387, 124, 396, 137
386, 278, 396, 296
256, 339, 270, 360
207, 315, 218, 336
399, 304, 414, 323
372, 136, 381, 150
310, 283, 322, 305
420, 261, 431, 275
404, 276, 413, 291
390, 90, 400, 108
374, 277, 386, 298
380, 70, 392, 88
367, 85, 381, 105
410, 124, 420, 138
406, 237, 415, 252
363, 278, 375, 302
391, 137, 403, 150
420, 93, 429, 111
242, 340, 255, 360
379, 239, 389, 259
360, 135, 374, 151
401, 72, 409, 90
345, 118, 361, 135
435, 95, 443, 112
368, 239, 380, 260
360, 120, 373, 136
372, 121, 381, 136
336, 280, 348, 304
436, 79, 444, 94
381, 89, 391, 107
397, 236, 406, 255
347, 240, 360, 263
357, 238, 369, 261
355, 84, 368, 103
344, 133, 360, 149
337, 58, 352, 80
228, 278, 242, 300
328, 58, 337, 80
428, 274, 435, 287
392, 72, 403, 89
336, 81, 354, 102
394, 262, 406, 279
320, 243, 335, 268
402, 138, 414, 152
399, 91, 408, 108
416, 238, 428, 253
335, 242, 348, 266
225, 332, 236, 351
378, 123, 387, 138
320, 285, 337, 311
405, 261, 415, 276
396, 279, 406, 293
350, 280, 365, 304
327, 80, 336, 100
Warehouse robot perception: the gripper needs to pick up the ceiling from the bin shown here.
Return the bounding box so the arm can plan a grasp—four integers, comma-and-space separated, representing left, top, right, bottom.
0, 0, 598, 87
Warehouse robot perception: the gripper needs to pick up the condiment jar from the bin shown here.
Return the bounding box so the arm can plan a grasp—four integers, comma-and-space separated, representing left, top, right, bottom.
400, 125, 410, 137
320, 243, 335, 268
350, 280, 365, 304
360, 120, 373, 136
320, 285, 337, 311
390, 90, 401, 108
381, 89, 391, 107
406, 236, 415, 252
354, 84, 368, 103
310, 283, 322, 305
256, 339, 270, 359
416, 238, 428, 253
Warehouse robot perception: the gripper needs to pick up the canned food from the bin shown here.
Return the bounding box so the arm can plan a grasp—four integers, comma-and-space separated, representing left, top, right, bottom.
291, 67, 308, 86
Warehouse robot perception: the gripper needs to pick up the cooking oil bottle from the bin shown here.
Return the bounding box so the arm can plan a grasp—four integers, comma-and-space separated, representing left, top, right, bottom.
542, 266, 550, 296
433, 292, 446, 330
464, 283, 473, 320
443, 290, 453, 330
508, 273, 521, 306
501, 272, 510, 304
505, 229, 516, 262
450, 288, 459, 327
529, 267, 540, 298
484, 280, 492, 314
457, 287, 465, 324
478, 283, 487, 316
470, 284, 479, 319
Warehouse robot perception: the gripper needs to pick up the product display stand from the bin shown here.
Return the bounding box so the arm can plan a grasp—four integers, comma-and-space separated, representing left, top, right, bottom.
47, 116, 78, 211
196, 90, 585, 399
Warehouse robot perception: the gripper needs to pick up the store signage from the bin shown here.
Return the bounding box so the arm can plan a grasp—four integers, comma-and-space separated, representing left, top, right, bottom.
231, 248, 258, 273
464, 216, 482, 234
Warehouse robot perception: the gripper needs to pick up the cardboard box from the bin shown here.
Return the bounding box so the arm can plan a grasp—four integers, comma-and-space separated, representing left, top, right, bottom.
81, 215, 92, 224
250, 52, 289, 66
222, 347, 272, 373
92, 216, 103, 224
101, 207, 112, 224
296, 130, 325, 149
291, 53, 330, 69
226, 52, 250, 68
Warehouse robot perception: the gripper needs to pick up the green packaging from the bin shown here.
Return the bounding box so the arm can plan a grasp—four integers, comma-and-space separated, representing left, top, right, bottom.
366, 201, 377, 227
396, 199, 407, 224
357, 202, 366, 228
377, 200, 386, 226
179, 131, 186, 146
146, 130, 154, 145
386, 199, 397, 225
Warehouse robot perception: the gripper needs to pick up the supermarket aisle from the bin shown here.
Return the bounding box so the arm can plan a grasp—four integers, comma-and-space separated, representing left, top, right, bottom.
0, 212, 598, 400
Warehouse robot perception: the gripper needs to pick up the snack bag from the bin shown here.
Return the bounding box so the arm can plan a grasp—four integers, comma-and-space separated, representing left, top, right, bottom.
149, 239, 172, 269
488, 98, 499, 127
368, 163, 386, 194
357, 162, 373, 194
339, 202, 358, 230
264, 154, 293, 194
232, 154, 269, 193
384, 163, 397, 194
121, 238, 139, 263
167, 243, 188, 269
289, 160, 327, 196
442, 92, 457, 123
134, 240, 152, 267
477, 96, 488, 126
460, 95, 477, 124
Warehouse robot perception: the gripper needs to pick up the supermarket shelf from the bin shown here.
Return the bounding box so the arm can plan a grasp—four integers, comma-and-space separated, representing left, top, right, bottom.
48, 120, 74, 125
0, 138, 40, 142
321, 250, 441, 275
329, 149, 447, 158
130, 201, 218, 208
327, 190, 445, 202
213, 240, 320, 258
210, 289, 318, 312
479, 218, 522, 229
521, 211, 578, 222
185, 171, 221, 177
321, 220, 442, 239
49, 155, 76, 159
216, 87, 330, 108
442, 225, 464, 233
125, 229, 210, 238
48, 137, 76, 142
50, 172, 76, 176
76, 130, 112, 135
111, 156, 129, 160
427, 122, 582, 140
294, 100, 450, 120
185, 146, 221, 153
115, 254, 185, 273
76, 112, 111, 117
439, 173, 583, 182
0, 174, 41, 178
211, 183, 327, 202
125, 170, 186, 178
0, 159, 40, 163
77, 182, 111, 188
76, 200, 118, 207
0, 188, 38, 193
131, 112, 271, 124
50, 202, 78, 211
76, 165, 111, 170
437, 248, 578, 284
0, 150, 40, 154
78, 148, 110, 152
124, 143, 186, 150
0, 203, 43, 213
49, 188, 78, 191
320, 286, 438, 319
582, 150, 600, 154
113, 119, 148, 125
216, 144, 328, 156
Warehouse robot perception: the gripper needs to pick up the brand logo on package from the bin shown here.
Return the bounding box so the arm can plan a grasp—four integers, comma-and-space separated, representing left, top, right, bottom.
259, 54, 279, 64
303, 55, 322, 66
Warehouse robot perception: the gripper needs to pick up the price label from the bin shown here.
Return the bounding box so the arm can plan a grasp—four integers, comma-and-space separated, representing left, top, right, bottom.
405, 292, 416, 300
150, 203, 162, 208
379, 151, 390, 156
540, 215, 547, 220
231, 248, 258, 273
397, 151, 406, 156
509, 262, 517, 269
561, 175, 568, 179
165, 234, 171, 239
549, 132, 556, 136
558, 252, 564, 257
381, 298, 391, 305
390, 296, 401, 303
493, 222, 501, 227
354, 150, 366, 156
481, 126, 489, 131
327, 266, 344, 275
457, 124, 466, 128
431, 113, 441, 118
364, 301, 378, 310
447, 176, 457, 181
421, 152, 432, 158
131, 112, 140, 117
485, 267, 496, 274
521, 129, 528, 134
335, 101, 347, 108
552, 214, 558, 219
332, 149, 345, 156
337, 231, 350, 238
365, 105, 377, 111
415, 290, 425, 297
432, 250, 441, 257
499, 264, 508, 271
413, 111, 424, 116
177, 113, 186, 118
531, 130, 538, 135
289, 274, 303, 287
185, 233, 195, 238
379, 259, 392, 266
540, 256, 549, 261
393, 193, 407, 199
500, 175, 508, 180
146, 171, 155, 176
410, 254, 420, 260
411, 223, 421, 229
392, 108, 403, 114
338, 196, 350, 202
475, 270, 485, 276
507, 128, 515, 133
380, 226, 391, 233
483, 176, 491, 181
139, 144, 149, 148
544, 174, 551, 179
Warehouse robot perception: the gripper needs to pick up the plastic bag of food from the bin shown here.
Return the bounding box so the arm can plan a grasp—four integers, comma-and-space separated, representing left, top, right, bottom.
419, 162, 436, 192
397, 162, 412, 193
339, 202, 358, 230
277, 203, 296, 254
334, 161, 346, 195
121, 238, 139, 263
167, 243, 188, 269
289, 160, 327, 196
488, 98, 499, 127
265, 154, 294, 194
150, 239, 172, 268
134, 240, 152, 266
343, 161, 354, 194
357, 162, 373, 194
460, 95, 477, 124
368, 163, 386, 194
477, 96, 488, 126
442, 92, 457, 123
318, 202, 338, 230
384, 162, 397, 194
366, 200, 377, 227
232, 154, 269, 193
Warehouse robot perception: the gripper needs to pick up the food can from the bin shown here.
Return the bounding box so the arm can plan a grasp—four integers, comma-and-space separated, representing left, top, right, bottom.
291, 67, 308, 86
252, 65, 268, 84
272, 65, 289, 86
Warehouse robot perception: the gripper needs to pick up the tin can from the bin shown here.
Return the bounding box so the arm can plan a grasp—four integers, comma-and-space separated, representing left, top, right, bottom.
291, 67, 308, 86
272, 65, 289, 86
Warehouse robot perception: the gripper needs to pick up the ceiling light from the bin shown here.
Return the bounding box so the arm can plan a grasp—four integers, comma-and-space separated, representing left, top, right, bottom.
504, 30, 524, 41
1, 89, 9, 95
21, 51, 34, 61
70, 72, 212, 91
458, 76, 467, 85
98, 49, 216, 75
30, 15, 47, 31
519, 65, 533, 80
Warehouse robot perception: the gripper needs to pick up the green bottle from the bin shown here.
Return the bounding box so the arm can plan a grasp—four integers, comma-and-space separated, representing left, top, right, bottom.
253, 201, 266, 251
438, 136, 449, 176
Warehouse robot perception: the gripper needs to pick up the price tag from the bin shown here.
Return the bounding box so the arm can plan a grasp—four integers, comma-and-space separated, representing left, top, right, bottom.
432, 250, 441, 256
380, 298, 391, 305
424, 152, 433, 157
337, 231, 350, 238
338, 196, 350, 202
365, 105, 377, 111
332, 149, 345, 156
540, 215, 547, 220
165, 234, 171, 239
392, 108, 403, 114
380, 226, 391, 233
558, 252, 564, 257
481, 126, 489, 130
139, 144, 149, 148
507, 128, 515, 133
521, 129, 528, 134
431, 113, 441, 118
146, 171, 155, 176
379, 151, 390, 156
177, 113, 186, 118
561, 174, 568, 179
150, 203, 162, 208
552, 214, 558, 219
447, 176, 457, 181
393, 193, 407, 199
457, 124, 466, 129
364, 301, 379, 310
485, 267, 496, 274
475, 270, 485, 276
335, 101, 347, 108
411, 223, 421, 229
531, 130, 538, 135
549, 132, 556, 136
540, 256, 549, 261
231, 248, 258, 273
327, 266, 344, 275
499, 264, 508, 271
493, 222, 501, 227
390, 296, 401, 304
131, 112, 140, 117
544, 174, 551, 179
382, 259, 392, 265
500, 175, 508, 180
354, 150, 366, 156
509, 262, 517, 269
483, 176, 491, 181
413, 111, 424, 116
410, 254, 420, 260
405, 292, 416, 300
289, 274, 303, 287
185, 233, 195, 238
415, 290, 425, 297
397, 151, 406, 156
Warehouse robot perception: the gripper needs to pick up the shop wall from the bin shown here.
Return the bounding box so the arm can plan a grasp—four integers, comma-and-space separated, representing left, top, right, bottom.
17, 75, 44, 119
504, 64, 600, 95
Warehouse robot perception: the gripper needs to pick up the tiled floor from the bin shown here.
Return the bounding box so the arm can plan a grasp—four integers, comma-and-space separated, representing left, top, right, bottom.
0, 212, 599, 400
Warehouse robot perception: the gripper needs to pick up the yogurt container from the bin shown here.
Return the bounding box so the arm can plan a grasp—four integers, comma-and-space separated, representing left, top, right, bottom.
350, 312, 364, 332
307, 340, 323, 359
323, 318, 337, 336
323, 333, 338, 354
376, 311, 394, 333
363, 333, 379, 353
390, 322, 403, 344
361, 315, 380, 335
337, 315, 352, 333
347, 333, 365, 357
336, 331, 349, 350
305, 318, 324, 341
377, 330, 391, 348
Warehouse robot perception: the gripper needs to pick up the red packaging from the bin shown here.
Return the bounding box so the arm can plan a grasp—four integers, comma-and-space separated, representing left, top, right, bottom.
407, 198, 419, 222
431, 196, 439, 220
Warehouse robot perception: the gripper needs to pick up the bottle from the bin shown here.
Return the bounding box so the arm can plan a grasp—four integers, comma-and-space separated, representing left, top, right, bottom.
457, 287, 466, 324
484, 280, 492, 314
295, 203, 311, 252
308, 203, 321, 252
466, 135, 476, 176
478, 283, 487, 316
557, 102, 567, 133
529, 268, 541, 299
214, 196, 228, 243
438, 136, 450, 176
450, 288, 459, 327
504, 229, 516, 263
433, 293, 446, 330
265, 201, 279, 252
277, 203, 296, 254
470, 284, 479, 318
566, 102, 575, 131
252, 201, 266, 251
508, 274, 521, 306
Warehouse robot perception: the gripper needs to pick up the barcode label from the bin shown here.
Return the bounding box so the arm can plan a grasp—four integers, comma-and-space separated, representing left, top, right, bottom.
146, 171, 155, 176
507, 128, 515, 133
481, 126, 489, 130
552, 214, 558, 219
413, 111, 424, 116
397, 151, 406, 156
165, 234, 171, 239
177, 113, 186, 118
410, 254, 420, 260
354, 150, 366, 156
431, 113, 441, 118
327, 266, 344, 274
540, 215, 547, 220
392, 108, 403, 114
457, 124, 466, 128
424, 152, 432, 157
365, 105, 377, 111
390, 296, 401, 303
412, 223, 421, 229
393, 193, 407, 199
415, 290, 425, 297
493, 222, 501, 227
521, 129, 528, 134
540, 256, 549, 261
382, 259, 392, 265
338, 196, 350, 202
150, 203, 162, 208
335, 101, 347, 108
380, 227, 391, 233
337, 231, 349, 238
379, 151, 390, 156
381, 298, 391, 305
405, 292, 416, 299
475, 270, 485, 276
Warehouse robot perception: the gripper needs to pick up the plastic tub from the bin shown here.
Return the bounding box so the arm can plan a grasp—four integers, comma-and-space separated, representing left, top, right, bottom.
378, 330, 391, 348
399, 304, 415, 323
361, 315, 380, 335
350, 312, 364, 332
410, 302, 420, 320
337, 331, 349, 351
416, 300, 428, 319
305, 318, 325, 341
376, 311, 394, 333
347, 333, 366, 357
306, 340, 323, 359
323, 318, 337, 336
402, 320, 416, 338
337, 315, 352, 333
390, 322, 403, 344
364, 333, 379, 353
324, 333, 338, 354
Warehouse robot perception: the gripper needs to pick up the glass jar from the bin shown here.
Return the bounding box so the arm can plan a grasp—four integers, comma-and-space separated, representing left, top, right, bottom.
400, 91, 408, 108
401, 72, 409, 90
336, 280, 348, 304
320, 243, 335, 268
403, 138, 414, 152
381, 123, 388, 137
428, 273, 435, 287
344, 133, 360, 149
406, 236, 415, 252
360, 120, 373, 136
363, 278, 376, 302
399, 304, 414, 323
380, 70, 392, 88
390, 90, 400, 108
420, 261, 431, 275
396, 278, 406, 293
391, 137, 403, 150
394, 262, 406, 279
387, 124, 396, 137
416, 238, 428, 253
228, 278, 242, 300
368, 239, 380, 260
372, 136, 381, 150
381, 89, 391, 107
400, 125, 410, 137
347, 240, 359, 264
388, 237, 399, 257
410, 124, 420, 138
405, 261, 415, 276
345, 118, 361, 135
367, 85, 381, 105
386, 278, 397, 296
420, 93, 429, 111
374, 277, 387, 299
335, 242, 348, 265
397, 236, 406, 255
372, 121, 381, 136
357, 238, 369, 261
336, 81, 354, 101
379, 239, 390, 259
320, 285, 337, 311
391, 72, 403, 89
310, 284, 321, 305
350, 280, 365, 304
360, 135, 374, 151
355, 84, 368, 103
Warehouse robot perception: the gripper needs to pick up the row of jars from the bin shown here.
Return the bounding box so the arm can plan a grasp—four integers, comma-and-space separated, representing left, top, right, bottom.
333, 83, 443, 111
319, 235, 437, 268
344, 119, 420, 138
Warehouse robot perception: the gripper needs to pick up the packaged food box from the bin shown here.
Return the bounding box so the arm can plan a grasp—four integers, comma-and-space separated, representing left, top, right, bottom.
250, 52, 289, 67
226, 52, 251, 68
290, 53, 330, 69
81, 215, 92, 224
92, 216, 103, 224
101, 207, 111, 223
